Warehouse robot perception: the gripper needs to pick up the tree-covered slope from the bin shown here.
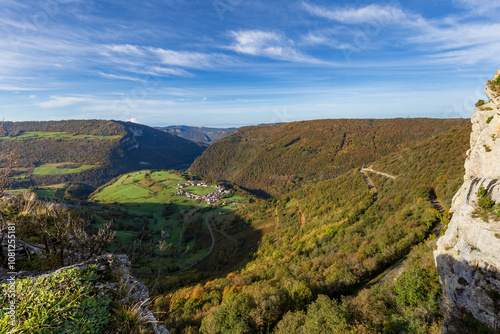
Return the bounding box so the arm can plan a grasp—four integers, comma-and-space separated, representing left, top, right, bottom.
154, 124, 471, 333
158, 126, 238, 144
189, 118, 468, 196
1, 120, 207, 187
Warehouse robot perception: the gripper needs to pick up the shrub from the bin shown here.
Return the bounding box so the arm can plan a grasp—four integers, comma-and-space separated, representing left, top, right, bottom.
478, 186, 488, 198
477, 186, 495, 211
476, 100, 485, 107
486, 116, 494, 124
478, 196, 495, 210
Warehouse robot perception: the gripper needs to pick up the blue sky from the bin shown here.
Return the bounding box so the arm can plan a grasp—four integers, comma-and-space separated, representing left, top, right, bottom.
1, 0, 500, 127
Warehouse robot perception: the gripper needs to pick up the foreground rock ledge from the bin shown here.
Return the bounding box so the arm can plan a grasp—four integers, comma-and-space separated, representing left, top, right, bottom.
9, 254, 170, 334
435, 69, 500, 332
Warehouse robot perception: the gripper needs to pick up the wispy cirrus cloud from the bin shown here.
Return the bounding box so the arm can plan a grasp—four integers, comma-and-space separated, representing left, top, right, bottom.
228, 30, 323, 64
146, 47, 231, 68
101, 44, 234, 77
104, 44, 144, 56
300, 31, 360, 50
452, 0, 500, 12
0, 85, 46, 92
37, 96, 94, 109
302, 2, 416, 25
301, 2, 500, 66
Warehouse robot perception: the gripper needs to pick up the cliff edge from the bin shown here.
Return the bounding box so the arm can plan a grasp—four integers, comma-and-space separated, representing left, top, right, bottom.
435, 69, 500, 332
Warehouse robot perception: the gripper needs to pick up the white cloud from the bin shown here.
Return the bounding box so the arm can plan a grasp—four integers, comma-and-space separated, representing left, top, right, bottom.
407, 20, 500, 64
105, 44, 144, 55
147, 48, 211, 67
411, 23, 500, 50
301, 2, 500, 66
427, 41, 500, 65
37, 96, 92, 108
302, 2, 411, 25
0, 85, 45, 92
146, 47, 232, 69
149, 66, 192, 77
300, 31, 359, 50
453, 0, 500, 12
126, 117, 139, 123
229, 30, 323, 63
98, 72, 144, 82
101, 44, 232, 73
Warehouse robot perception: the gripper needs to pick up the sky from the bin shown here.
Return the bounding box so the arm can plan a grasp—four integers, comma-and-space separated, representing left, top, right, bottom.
1, 0, 500, 127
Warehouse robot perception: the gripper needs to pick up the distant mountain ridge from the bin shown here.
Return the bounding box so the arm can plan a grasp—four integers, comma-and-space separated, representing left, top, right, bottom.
189, 118, 470, 196
1, 120, 207, 188
157, 125, 238, 144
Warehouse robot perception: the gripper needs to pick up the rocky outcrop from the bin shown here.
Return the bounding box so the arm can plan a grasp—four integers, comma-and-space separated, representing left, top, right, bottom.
2, 254, 170, 334
71, 254, 170, 334
435, 69, 500, 332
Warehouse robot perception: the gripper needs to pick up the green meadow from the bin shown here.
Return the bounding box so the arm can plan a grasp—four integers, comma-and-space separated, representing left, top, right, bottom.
8, 183, 67, 200
88, 170, 244, 274
0, 131, 122, 141
32, 163, 96, 175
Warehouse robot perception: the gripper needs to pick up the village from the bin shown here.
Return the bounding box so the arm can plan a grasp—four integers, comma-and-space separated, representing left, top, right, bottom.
175, 180, 231, 205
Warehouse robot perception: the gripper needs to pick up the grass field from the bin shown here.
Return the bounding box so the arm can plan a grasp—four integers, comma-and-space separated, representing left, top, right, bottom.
183, 185, 216, 195
0, 131, 122, 141
89, 170, 244, 273
7, 183, 68, 200
33, 163, 96, 175
7, 169, 246, 274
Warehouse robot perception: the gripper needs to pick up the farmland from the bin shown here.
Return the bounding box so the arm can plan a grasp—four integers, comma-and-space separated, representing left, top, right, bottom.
0, 131, 122, 141
33, 163, 96, 175
87, 170, 244, 275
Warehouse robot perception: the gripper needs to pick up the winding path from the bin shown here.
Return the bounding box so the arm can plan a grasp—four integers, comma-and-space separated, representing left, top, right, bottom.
360, 166, 397, 179
359, 166, 447, 286
204, 214, 215, 257
167, 213, 215, 274
360, 168, 378, 202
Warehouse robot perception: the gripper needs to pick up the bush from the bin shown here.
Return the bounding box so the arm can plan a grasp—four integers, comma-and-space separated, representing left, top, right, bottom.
477, 186, 495, 210
476, 100, 485, 107
486, 116, 494, 124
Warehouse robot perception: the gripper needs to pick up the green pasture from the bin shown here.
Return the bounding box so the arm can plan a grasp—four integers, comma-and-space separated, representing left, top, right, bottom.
7, 183, 67, 200
183, 185, 216, 195
90, 170, 231, 271
32, 163, 96, 175
0, 131, 122, 141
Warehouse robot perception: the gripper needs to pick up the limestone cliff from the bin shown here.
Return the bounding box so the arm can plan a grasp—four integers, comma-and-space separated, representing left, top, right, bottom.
435, 69, 500, 332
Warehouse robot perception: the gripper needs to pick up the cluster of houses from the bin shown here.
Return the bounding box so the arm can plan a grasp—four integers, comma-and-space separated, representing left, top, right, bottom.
175, 182, 230, 205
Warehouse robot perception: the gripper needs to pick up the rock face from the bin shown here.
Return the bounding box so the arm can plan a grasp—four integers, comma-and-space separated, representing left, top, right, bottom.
435, 69, 500, 332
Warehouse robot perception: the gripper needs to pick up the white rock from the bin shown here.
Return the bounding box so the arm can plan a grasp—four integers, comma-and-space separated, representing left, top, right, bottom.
435, 69, 500, 332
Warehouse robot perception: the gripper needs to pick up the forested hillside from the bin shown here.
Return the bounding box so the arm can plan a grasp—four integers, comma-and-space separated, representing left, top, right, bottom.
189, 118, 468, 196
158, 126, 238, 144
1, 120, 206, 187
154, 124, 471, 333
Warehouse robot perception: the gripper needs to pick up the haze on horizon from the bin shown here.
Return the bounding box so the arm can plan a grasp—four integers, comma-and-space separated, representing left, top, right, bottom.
1, 0, 500, 127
